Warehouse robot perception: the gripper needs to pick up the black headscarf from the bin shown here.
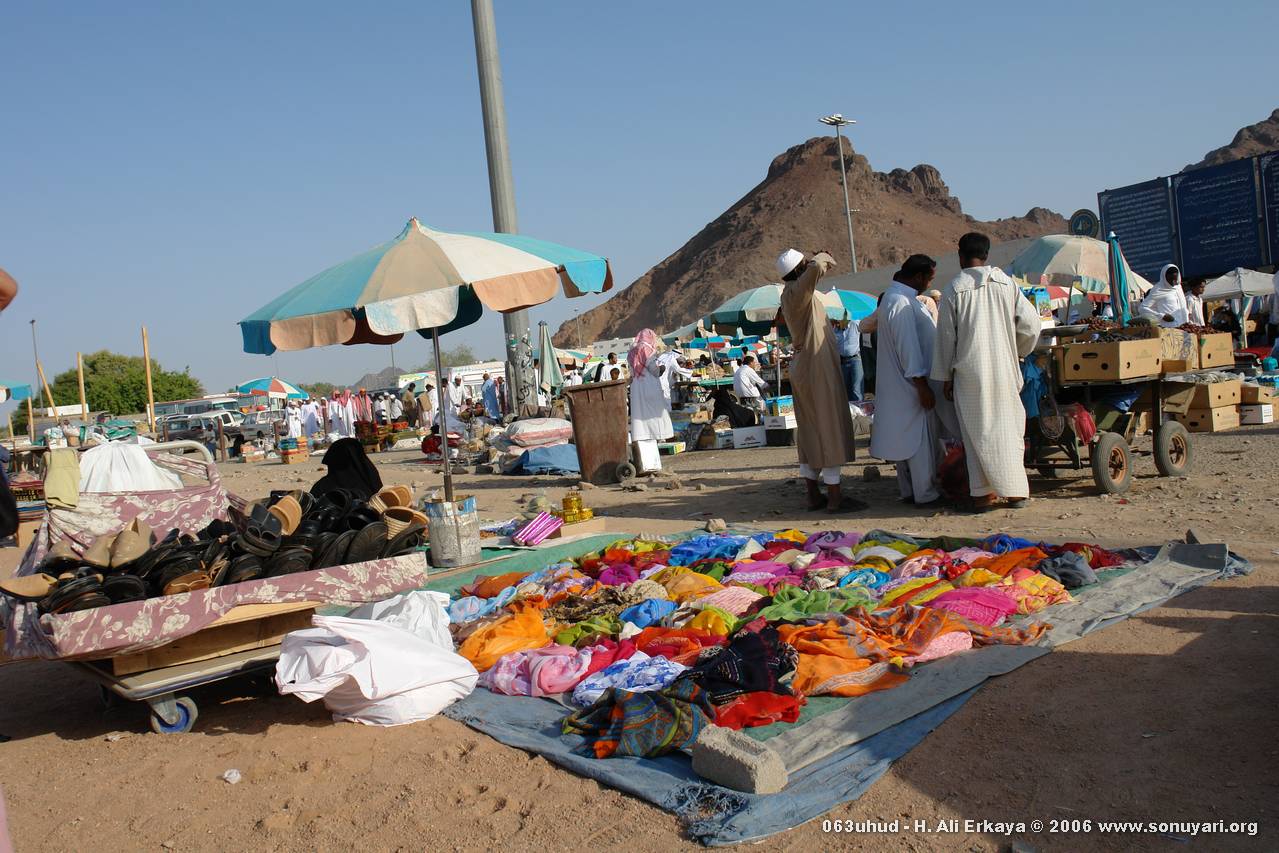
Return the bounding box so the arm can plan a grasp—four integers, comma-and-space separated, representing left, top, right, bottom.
310, 438, 382, 500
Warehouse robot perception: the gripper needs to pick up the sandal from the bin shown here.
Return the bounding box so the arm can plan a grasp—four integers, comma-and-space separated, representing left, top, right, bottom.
318, 529, 358, 569
0, 573, 58, 602
381, 522, 428, 558
345, 521, 389, 564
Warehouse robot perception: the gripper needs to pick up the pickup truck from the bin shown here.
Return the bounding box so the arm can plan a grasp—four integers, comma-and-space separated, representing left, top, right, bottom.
161, 412, 247, 455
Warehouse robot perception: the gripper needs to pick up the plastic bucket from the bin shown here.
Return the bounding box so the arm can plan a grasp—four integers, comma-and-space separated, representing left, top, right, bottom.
424, 497, 481, 568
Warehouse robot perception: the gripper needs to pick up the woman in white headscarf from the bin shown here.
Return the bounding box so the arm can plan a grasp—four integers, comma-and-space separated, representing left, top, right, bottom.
627, 330, 672, 471
1137, 264, 1189, 327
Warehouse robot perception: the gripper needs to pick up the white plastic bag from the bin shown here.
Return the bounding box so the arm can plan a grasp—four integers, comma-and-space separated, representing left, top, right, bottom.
79, 443, 183, 493
275, 591, 477, 726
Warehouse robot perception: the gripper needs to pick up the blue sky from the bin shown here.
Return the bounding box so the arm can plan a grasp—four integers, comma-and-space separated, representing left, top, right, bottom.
2, 0, 1274, 418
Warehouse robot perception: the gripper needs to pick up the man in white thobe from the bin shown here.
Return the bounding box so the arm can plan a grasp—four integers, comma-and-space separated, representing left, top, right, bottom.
931, 232, 1040, 510
655, 349, 694, 408
445, 373, 470, 417
871, 255, 944, 506
732, 354, 769, 414
300, 399, 320, 440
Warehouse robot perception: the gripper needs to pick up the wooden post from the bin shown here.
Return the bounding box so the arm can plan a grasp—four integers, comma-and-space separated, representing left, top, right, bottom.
141, 326, 156, 434
36, 361, 56, 414
6, 412, 14, 447
25, 396, 35, 441
77, 352, 89, 422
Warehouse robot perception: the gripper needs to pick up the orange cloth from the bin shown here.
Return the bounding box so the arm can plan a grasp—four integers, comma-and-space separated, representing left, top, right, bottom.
970, 547, 1049, 578
461, 570, 531, 599
457, 602, 550, 672
779, 605, 1048, 697
659, 571, 722, 603
634, 627, 726, 665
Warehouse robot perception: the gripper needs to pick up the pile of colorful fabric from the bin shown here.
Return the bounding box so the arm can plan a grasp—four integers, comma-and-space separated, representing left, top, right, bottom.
448, 529, 1127, 759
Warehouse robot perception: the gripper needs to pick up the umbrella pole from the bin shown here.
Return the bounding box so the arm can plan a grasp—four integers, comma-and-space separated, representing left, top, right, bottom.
431, 327, 455, 503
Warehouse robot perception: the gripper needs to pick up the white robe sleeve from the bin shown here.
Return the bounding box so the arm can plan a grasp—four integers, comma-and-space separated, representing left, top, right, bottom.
887, 298, 928, 379
930, 286, 958, 382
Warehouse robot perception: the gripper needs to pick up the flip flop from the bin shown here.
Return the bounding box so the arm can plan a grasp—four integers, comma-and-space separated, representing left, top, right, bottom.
267, 546, 314, 578
103, 574, 148, 604
345, 521, 388, 565
0, 573, 58, 602
163, 570, 212, 596
381, 522, 428, 558
318, 529, 357, 569
226, 554, 265, 585
52, 591, 112, 613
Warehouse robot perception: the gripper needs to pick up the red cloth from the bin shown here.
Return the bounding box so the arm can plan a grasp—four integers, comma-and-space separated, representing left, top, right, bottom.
581, 638, 637, 677
713, 692, 804, 730
634, 627, 726, 665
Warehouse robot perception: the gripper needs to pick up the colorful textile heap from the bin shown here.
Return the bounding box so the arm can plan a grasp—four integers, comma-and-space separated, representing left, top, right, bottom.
440, 526, 1131, 758
563, 678, 715, 758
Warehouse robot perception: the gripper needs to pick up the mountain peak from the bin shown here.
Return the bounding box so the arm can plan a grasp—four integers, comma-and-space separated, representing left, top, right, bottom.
1185, 107, 1279, 171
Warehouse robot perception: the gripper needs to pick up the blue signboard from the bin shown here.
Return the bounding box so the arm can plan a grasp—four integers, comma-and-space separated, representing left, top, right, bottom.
1098, 178, 1176, 281
1171, 158, 1263, 278
1260, 152, 1279, 267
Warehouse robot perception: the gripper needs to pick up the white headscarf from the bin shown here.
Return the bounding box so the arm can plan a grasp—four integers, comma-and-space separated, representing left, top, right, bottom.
1137, 264, 1188, 327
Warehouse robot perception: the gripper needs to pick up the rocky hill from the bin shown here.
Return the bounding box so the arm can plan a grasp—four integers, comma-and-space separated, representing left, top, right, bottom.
556, 137, 1066, 343
1186, 108, 1279, 170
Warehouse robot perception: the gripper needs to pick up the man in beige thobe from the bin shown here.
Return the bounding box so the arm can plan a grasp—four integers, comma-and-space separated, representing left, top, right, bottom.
777, 249, 863, 513
930, 232, 1041, 511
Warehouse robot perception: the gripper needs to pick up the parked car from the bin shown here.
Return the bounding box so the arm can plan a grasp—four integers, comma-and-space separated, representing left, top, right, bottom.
161, 412, 247, 455
240, 410, 285, 442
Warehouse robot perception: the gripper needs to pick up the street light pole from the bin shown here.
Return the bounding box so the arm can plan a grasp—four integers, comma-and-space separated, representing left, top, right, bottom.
472, 0, 533, 416
820, 114, 859, 274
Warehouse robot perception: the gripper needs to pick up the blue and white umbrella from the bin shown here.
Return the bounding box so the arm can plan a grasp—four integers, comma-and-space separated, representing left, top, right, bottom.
240, 218, 613, 355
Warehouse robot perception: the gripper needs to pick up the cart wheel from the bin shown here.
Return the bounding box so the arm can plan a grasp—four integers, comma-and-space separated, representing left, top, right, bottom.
1153, 421, 1191, 478
1091, 433, 1132, 494
149, 697, 198, 735
615, 462, 637, 482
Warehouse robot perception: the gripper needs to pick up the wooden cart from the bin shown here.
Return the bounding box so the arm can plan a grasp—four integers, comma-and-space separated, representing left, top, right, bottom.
1026, 347, 1210, 494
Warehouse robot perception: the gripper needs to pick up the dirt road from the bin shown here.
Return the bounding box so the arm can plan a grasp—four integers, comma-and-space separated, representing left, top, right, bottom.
2, 426, 1275, 851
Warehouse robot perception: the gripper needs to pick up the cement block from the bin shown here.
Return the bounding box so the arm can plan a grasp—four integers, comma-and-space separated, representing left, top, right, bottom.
691, 725, 788, 794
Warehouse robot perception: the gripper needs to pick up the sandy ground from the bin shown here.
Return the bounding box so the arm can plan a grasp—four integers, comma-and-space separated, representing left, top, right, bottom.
1, 424, 1276, 852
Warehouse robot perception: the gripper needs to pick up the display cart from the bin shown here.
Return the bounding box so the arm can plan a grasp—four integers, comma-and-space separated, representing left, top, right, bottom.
2, 440, 431, 733
1026, 332, 1212, 494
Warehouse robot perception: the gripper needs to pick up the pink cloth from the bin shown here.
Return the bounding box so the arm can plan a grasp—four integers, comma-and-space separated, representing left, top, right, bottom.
598, 564, 639, 586
926, 588, 1020, 626
904, 629, 972, 664
947, 547, 996, 564
694, 586, 765, 616
628, 328, 659, 376
479, 644, 595, 697
891, 553, 944, 580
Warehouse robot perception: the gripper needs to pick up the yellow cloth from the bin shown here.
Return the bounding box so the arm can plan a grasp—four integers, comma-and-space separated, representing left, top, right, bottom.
686, 607, 734, 635
953, 567, 1003, 587
43, 448, 81, 509
662, 571, 722, 603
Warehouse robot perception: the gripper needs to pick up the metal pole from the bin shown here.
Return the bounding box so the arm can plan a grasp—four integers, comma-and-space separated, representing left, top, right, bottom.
472, 0, 532, 416
431, 328, 455, 503
834, 124, 858, 274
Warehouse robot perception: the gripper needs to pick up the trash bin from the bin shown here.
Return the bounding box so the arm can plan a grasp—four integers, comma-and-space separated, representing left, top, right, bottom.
562, 379, 631, 485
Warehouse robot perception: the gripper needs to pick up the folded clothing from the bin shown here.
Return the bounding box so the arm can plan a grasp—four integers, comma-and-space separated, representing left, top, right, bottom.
1036, 552, 1098, 589
570, 651, 687, 708
563, 678, 715, 759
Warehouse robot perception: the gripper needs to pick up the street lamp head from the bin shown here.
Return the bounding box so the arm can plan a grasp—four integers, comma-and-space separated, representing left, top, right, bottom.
820, 114, 856, 127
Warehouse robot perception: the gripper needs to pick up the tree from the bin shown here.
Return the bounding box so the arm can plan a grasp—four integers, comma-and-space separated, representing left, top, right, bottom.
413, 345, 481, 372
300, 381, 336, 398
43, 350, 203, 419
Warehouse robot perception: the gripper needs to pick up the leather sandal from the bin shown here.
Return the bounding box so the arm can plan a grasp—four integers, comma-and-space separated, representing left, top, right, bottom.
0, 573, 58, 602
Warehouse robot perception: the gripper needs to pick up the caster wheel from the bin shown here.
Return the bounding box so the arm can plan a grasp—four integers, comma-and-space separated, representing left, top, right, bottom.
149, 697, 198, 734
615, 462, 637, 482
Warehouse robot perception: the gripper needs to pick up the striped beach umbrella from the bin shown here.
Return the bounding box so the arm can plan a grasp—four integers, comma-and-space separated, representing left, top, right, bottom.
239, 218, 613, 355
237, 376, 307, 399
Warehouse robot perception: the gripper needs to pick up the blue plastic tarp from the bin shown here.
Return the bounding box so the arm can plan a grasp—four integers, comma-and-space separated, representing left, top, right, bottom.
512, 444, 581, 475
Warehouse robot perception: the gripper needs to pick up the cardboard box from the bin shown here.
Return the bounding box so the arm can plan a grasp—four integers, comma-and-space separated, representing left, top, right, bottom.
1241, 384, 1275, 404
711, 430, 733, 450
766, 427, 796, 447
690, 409, 712, 423
1173, 406, 1240, 433
658, 441, 687, 455
763, 413, 798, 430
1188, 378, 1241, 409
732, 425, 767, 449
765, 396, 794, 415
1056, 338, 1162, 380
1239, 403, 1274, 425
1156, 328, 1198, 373
549, 515, 609, 539
1196, 333, 1234, 368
